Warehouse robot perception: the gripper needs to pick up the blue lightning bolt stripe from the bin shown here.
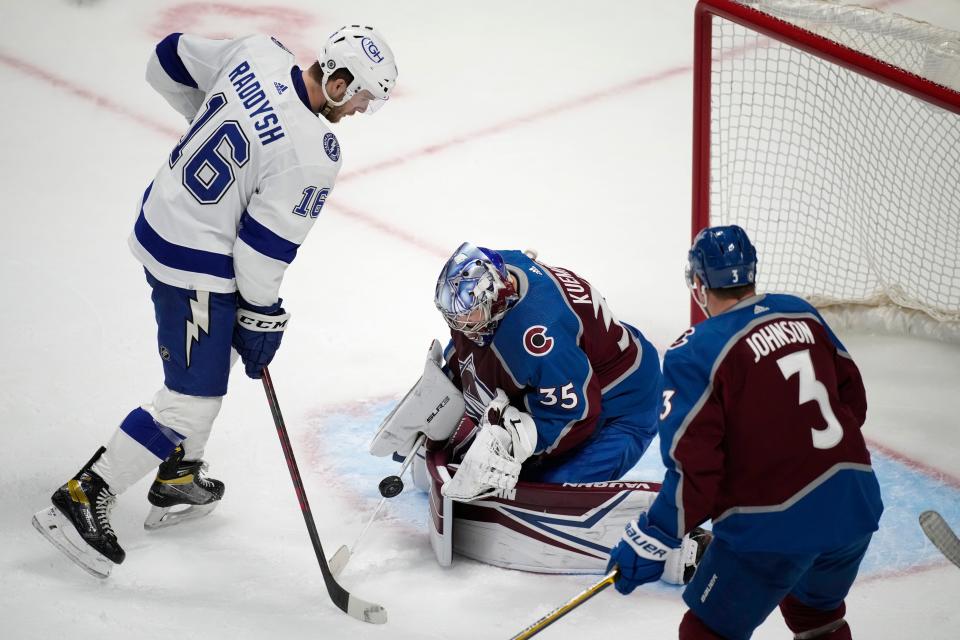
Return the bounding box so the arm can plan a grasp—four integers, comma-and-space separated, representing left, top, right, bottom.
498, 490, 632, 555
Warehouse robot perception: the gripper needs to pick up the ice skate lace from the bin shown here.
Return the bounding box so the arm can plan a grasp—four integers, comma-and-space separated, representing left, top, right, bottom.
95, 488, 117, 537
194, 461, 215, 489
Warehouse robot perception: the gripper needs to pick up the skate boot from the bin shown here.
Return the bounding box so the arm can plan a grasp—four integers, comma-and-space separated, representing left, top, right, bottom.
682, 526, 713, 584
32, 446, 124, 579
144, 445, 225, 530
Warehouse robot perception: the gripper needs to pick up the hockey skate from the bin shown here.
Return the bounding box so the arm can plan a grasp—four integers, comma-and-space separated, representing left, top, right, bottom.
144, 445, 225, 530
682, 526, 713, 584
32, 447, 124, 579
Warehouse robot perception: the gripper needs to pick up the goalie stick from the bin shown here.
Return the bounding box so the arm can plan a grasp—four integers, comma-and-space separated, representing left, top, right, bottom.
509, 569, 618, 639
328, 433, 426, 577
261, 367, 387, 624
920, 510, 960, 569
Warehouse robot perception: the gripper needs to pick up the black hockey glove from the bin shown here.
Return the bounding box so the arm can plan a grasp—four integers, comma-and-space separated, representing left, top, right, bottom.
232, 297, 290, 379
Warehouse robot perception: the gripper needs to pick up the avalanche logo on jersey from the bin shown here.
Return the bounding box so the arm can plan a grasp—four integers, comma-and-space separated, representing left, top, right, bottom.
323, 132, 340, 162
523, 325, 554, 356
457, 352, 497, 421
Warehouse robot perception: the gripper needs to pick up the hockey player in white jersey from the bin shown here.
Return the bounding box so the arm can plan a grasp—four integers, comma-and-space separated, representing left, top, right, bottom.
32, 27, 398, 578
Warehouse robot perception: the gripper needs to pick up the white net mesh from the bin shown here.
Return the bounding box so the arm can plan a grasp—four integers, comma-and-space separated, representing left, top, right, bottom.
707, 0, 960, 330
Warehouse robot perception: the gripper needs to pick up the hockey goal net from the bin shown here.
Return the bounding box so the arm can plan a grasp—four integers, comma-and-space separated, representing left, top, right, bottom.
693, 0, 960, 341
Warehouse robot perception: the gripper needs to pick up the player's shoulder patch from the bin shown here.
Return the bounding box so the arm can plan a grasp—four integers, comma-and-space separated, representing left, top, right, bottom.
323, 132, 340, 162
668, 327, 696, 351
522, 325, 554, 357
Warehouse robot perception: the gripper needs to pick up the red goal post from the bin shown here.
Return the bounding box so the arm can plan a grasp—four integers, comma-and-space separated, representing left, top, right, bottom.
691, 0, 960, 341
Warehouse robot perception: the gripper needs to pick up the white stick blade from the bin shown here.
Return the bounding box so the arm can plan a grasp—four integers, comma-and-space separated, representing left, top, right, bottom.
920, 510, 960, 569
347, 596, 387, 624
327, 545, 350, 577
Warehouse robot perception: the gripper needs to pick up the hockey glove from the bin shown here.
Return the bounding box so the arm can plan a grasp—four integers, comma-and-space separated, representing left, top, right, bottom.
441, 389, 538, 502
606, 512, 681, 595
232, 298, 290, 379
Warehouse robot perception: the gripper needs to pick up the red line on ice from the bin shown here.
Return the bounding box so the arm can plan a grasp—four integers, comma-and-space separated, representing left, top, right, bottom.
0, 0, 917, 255
0, 51, 182, 140
337, 64, 690, 183
866, 437, 960, 490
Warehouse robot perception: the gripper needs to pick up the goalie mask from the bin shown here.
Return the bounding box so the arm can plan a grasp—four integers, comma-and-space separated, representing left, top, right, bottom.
318, 25, 398, 113
435, 243, 519, 346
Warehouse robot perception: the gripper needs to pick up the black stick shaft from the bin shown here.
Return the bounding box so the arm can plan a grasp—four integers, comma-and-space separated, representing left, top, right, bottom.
261, 367, 350, 613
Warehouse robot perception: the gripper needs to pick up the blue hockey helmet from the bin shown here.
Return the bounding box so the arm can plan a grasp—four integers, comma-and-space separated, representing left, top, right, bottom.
686, 225, 757, 290
435, 242, 518, 346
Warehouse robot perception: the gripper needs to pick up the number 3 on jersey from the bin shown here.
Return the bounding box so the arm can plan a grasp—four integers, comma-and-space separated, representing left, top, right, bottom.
169, 93, 250, 204
777, 349, 843, 449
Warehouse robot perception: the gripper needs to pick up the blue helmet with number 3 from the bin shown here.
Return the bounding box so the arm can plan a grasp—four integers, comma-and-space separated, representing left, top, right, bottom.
686, 225, 757, 290
435, 242, 519, 346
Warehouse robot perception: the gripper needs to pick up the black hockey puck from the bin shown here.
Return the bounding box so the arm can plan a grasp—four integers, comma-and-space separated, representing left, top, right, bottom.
378, 475, 404, 498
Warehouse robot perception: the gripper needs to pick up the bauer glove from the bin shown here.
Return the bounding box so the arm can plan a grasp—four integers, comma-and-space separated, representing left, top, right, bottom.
232, 297, 290, 379
606, 512, 681, 594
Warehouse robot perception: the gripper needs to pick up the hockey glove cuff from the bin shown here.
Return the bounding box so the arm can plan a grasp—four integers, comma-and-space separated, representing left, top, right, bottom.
607, 512, 681, 595
232, 298, 290, 379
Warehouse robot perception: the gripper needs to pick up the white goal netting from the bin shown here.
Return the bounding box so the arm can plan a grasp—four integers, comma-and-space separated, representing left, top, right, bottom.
703, 0, 960, 339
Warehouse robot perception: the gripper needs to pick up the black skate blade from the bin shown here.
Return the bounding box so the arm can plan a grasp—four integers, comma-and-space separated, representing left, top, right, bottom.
144, 502, 219, 530
32, 507, 114, 579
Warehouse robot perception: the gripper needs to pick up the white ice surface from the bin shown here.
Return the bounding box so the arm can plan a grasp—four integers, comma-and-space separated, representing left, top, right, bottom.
1, 1, 959, 638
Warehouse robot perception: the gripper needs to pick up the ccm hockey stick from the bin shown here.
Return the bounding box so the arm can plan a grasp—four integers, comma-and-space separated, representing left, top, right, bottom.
329, 433, 426, 577
920, 510, 960, 569
261, 367, 387, 624
509, 569, 618, 639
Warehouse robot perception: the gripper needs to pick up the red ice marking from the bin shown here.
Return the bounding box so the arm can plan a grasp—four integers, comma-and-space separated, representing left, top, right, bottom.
339, 64, 691, 183
866, 437, 960, 490
338, 0, 911, 183
325, 202, 451, 259
0, 51, 182, 139
149, 3, 320, 67
862, 556, 952, 583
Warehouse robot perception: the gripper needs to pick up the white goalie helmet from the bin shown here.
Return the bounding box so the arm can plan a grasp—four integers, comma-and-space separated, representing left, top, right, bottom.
318, 25, 398, 113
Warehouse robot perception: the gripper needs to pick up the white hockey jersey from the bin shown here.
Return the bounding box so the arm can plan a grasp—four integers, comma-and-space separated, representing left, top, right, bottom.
129, 33, 341, 307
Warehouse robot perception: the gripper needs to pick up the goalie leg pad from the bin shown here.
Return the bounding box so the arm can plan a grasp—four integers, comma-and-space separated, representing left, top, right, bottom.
451, 479, 660, 573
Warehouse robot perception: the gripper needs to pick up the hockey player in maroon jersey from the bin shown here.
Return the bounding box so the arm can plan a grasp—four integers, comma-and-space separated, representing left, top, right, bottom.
430, 242, 664, 501
606, 226, 883, 639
